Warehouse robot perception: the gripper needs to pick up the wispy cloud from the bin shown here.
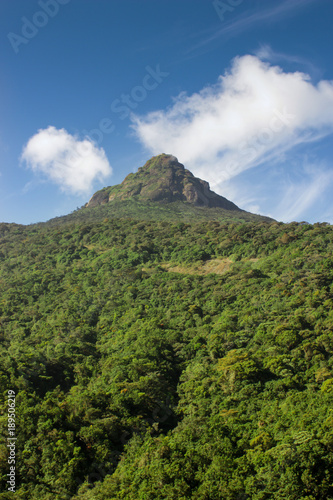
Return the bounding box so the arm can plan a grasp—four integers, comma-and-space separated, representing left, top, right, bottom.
219, 158, 333, 222
191, 0, 317, 52
272, 162, 333, 222
254, 44, 321, 80
21, 126, 112, 195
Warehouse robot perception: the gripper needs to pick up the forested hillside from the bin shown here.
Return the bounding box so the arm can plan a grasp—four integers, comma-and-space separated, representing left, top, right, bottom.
0, 218, 333, 499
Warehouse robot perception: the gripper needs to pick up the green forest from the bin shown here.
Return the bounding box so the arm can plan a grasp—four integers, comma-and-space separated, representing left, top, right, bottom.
0, 216, 333, 499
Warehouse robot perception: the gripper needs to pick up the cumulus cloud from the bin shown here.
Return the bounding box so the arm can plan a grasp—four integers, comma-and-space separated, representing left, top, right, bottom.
21, 126, 112, 194
131, 55, 333, 189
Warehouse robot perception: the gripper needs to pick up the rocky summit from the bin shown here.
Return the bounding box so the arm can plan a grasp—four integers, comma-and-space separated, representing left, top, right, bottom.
86, 154, 240, 211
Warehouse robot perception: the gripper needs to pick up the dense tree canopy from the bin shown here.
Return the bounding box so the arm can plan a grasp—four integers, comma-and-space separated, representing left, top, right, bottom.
0, 218, 332, 499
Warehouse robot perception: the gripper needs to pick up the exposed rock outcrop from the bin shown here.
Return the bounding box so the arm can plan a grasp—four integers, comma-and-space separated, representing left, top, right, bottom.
87, 154, 240, 211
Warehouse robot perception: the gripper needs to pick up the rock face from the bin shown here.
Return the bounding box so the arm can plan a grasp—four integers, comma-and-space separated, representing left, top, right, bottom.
87, 154, 240, 211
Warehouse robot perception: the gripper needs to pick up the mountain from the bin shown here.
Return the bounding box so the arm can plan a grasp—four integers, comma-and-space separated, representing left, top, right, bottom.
48, 154, 273, 226
87, 154, 240, 210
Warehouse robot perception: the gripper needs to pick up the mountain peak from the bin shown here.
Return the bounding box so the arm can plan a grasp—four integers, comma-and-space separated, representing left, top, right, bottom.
138, 153, 182, 172
87, 154, 240, 211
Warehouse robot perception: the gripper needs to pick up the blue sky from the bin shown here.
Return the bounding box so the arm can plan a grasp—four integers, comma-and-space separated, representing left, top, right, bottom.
1, 0, 333, 224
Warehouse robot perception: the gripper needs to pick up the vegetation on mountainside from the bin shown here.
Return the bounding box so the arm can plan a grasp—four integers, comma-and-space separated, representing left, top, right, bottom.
42, 198, 272, 228
51, 154, 271, 226
0, 218, 332, 499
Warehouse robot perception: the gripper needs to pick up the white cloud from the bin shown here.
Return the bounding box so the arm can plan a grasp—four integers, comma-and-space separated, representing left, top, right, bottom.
131, 55, 333, 191
21, 126, 112, 195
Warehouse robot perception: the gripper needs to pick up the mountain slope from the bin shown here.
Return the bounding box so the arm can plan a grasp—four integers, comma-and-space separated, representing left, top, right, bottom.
45, 154, 273, 226
0, 218, 333, 499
